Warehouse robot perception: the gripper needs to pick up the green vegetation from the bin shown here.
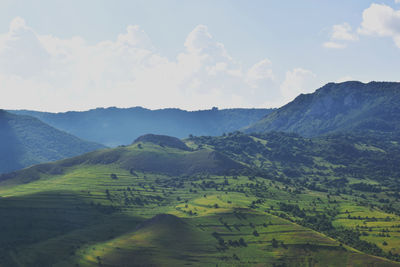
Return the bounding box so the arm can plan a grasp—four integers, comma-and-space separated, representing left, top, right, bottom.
0, 110, 104, 174
245, 81, 400, 137
1, 132, 400, 266
133, 134, 191, 150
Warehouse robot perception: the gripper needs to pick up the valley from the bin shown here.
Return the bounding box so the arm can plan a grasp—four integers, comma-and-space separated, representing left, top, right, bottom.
1, 132, 400, 266
1, 0, 400, 265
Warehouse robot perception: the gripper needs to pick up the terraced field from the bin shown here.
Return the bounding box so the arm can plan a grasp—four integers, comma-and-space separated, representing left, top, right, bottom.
1, 133, 400, 266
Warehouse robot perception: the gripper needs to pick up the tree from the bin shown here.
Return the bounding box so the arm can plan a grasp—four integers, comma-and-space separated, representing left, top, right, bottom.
272, 238, 279, 248
239, 238, 247, 247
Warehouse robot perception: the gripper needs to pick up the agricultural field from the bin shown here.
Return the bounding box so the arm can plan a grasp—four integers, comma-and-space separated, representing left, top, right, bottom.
0, 133, 400, 266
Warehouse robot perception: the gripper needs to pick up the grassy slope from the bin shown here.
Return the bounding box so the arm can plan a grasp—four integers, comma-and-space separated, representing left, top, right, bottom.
190, 132, 400, 260
0, 137, 399, 266
0, 177, 393, 267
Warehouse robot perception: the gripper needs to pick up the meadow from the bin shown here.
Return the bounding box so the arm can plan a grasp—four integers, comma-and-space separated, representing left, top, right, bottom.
1, 134, 400, 266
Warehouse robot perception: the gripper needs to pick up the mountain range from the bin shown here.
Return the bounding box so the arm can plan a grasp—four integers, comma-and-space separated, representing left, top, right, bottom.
11, 107, 272, 146
2, 81, 400, 266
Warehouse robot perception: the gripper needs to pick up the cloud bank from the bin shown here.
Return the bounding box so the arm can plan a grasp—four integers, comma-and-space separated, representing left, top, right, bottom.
0, 18, 317, 111
358, 3, 400, 48
323, 3, 400, 50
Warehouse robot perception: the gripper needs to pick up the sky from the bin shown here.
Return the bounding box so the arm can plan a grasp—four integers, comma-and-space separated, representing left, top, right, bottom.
0, 0, 399, 112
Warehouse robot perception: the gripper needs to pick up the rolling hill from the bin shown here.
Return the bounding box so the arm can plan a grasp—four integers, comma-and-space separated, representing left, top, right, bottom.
0, 110, 104, 174
10, 107, 273, 146
0, 134, 246, 185
1, 132, 400, 266
244, 81, 400, 137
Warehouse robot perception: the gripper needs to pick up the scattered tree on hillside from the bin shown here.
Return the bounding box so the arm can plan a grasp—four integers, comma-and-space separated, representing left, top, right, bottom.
272, 238, 279, 248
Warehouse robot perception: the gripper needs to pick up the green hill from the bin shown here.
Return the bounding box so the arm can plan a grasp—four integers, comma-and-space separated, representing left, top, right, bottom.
0, 110, 104, 174
0, 135, 246, 186
1, 132, 400, 266
133, 133, 191, 150
10, 107, 273, 146
244, 81, 400, 137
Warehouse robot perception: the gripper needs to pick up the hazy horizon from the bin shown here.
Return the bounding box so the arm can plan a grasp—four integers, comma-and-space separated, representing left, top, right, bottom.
1, 0, 400, 112
6, 80, 399, 113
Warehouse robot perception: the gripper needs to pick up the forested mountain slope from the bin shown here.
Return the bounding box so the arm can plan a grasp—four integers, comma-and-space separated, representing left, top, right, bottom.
245, 81, 400, 137
0, 110, 104, 173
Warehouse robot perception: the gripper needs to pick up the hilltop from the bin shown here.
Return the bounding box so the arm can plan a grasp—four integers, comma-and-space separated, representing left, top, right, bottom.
244, 81, 400, 137
0, 110, 104, 174
0, 135, 246, 185
10, 107, 273, 146
1, 132, 400, 266
133, 133, 191, 150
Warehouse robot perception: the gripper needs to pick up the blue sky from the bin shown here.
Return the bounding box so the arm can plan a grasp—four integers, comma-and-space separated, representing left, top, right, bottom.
0, 0, 399, 111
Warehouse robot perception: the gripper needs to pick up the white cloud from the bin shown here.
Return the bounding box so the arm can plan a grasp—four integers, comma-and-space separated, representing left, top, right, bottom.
323, 41, 346, 49
0, 17, 318, 111
396, 0, 400, 4
358, 3, 400, 48
331, 23, 358, 41
246, 59, 274, 87
280, 68, 318, 103
0, 17, 50, 76
323, 22, 358, 49
245, 59, 280, 106
183, 25, 232, 62
117, 25, 154, 49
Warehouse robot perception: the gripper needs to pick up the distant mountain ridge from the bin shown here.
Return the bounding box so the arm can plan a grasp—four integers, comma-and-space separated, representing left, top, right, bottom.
244, 81, 400, 137
0, 110, 104, 173
10, 107, 273, 147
